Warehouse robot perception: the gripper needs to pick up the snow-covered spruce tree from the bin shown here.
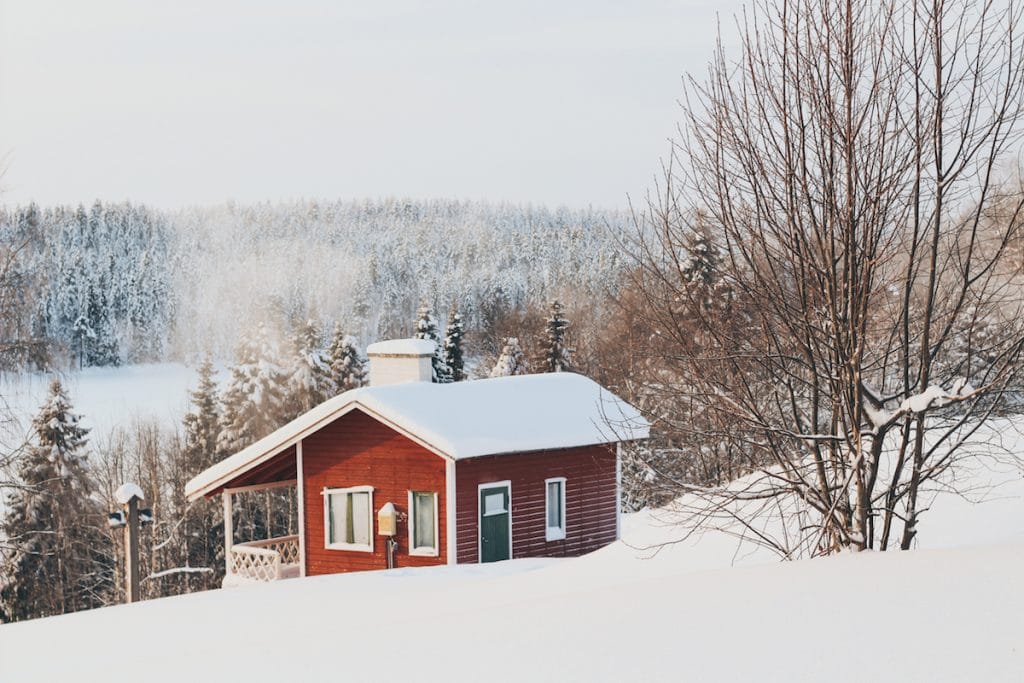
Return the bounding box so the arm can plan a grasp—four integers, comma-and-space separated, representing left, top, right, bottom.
217, 322, 288, 457
490, 337, 529, 377
413, 304, 448, 382
71, 315, 95, 371
327, 322, 366, 394
0, 380, 114, 621
542, 300, 573, 373
285, 319, 332, 418
0, 202, 49, 370
679, 218, 732, 318
178, 358, 225, 590
443, 310, 466, 382
183, 358, 221, 472
217, 324, 292, 545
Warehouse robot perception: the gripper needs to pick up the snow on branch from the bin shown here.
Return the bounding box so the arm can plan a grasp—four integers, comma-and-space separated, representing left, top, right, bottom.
865, 378, 981, 432
898, 379, 977, 414
145, 566, 213, 581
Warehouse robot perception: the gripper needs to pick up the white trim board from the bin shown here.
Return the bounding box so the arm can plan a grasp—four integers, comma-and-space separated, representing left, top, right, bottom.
296, 440, 306, 577
445, 460, 457, 564
615, 443, 623, 541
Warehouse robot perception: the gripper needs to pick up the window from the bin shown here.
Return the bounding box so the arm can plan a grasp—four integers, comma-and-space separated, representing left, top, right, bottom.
323, 486, 374, 552
408, 491, 439, 556
545, 477, 566, 541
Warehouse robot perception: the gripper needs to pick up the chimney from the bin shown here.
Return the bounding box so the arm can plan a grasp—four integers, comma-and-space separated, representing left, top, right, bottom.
366, 339, 435, 386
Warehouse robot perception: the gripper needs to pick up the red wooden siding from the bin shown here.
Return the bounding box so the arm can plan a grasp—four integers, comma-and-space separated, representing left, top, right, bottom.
454, 444, 618, 564
301, 409, 447, 575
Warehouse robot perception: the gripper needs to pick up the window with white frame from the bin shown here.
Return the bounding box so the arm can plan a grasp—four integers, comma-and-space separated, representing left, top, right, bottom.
545, 477, 566, 541
324, 486, 374, 552
408, 491, 439, 556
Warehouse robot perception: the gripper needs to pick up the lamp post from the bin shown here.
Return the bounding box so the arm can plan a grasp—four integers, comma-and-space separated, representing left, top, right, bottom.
109, 483, 153, 604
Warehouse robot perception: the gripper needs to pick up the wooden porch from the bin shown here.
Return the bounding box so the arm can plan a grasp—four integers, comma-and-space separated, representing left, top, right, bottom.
222, 476, 304, 586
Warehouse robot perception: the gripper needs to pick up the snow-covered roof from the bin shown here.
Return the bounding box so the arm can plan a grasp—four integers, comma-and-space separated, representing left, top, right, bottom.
185, 373, 649, 501
366, 338, 435, 356
115, 482, 145, 504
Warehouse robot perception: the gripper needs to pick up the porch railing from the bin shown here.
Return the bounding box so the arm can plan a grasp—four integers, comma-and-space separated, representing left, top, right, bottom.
229, 534, 300, 583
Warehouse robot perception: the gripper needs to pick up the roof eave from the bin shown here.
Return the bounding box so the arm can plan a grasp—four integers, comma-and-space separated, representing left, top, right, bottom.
184, 398, 458, 502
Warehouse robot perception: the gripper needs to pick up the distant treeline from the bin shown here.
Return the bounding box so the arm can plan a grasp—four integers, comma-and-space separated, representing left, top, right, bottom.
0, 199, 629, 369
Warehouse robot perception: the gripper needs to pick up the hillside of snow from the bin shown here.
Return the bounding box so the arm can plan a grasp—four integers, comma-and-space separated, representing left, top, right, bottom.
2, 422, 1022, 682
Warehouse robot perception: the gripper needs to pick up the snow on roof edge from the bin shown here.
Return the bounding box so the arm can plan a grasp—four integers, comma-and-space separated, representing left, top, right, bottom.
185, 374, 649, 502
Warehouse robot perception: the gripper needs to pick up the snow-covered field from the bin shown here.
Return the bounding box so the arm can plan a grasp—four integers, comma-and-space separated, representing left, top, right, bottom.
0, 363, 199, 444
2, 365, 1023, 681
2, 435, 1022, 681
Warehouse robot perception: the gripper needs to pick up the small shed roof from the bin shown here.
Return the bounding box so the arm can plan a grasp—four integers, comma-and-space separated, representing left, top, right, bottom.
185, 373, 649, 501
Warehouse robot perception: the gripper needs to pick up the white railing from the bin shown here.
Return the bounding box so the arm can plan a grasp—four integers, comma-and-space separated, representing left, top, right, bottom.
229, 534, 300, 583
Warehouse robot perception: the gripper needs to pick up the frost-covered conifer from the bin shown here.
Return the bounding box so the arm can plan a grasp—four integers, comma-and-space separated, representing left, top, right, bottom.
217, 323, 288, 456
285, 319, 333, 416
443, 310, 465, 382
179, 358, 225, 589
183, 357, 221, 471
542, 300, 573, 373
327, 322, 366, 393
680, 227, 726, 314
413, 304, 448, 382
490, 337, 528, 377
0, 380, 114, 621
682, 233, 718, 288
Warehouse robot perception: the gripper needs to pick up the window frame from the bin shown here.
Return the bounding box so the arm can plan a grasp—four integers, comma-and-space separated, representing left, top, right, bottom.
407, 490, 440, 557
322, 485, 375, 552
544, 477, 567, 542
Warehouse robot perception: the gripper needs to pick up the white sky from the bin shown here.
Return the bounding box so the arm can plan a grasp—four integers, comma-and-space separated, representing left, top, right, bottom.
0, 1, 741, 209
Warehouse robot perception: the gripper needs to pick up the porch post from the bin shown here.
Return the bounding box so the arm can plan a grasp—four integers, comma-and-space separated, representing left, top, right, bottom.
296, 440, 306, 577
223, 490, 234, 576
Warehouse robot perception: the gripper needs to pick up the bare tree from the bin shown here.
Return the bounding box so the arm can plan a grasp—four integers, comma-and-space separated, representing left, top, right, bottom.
629, 0, 1024, 556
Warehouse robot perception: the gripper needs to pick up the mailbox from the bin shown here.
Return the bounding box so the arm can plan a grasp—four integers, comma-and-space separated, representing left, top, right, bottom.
378, 502, 397, 537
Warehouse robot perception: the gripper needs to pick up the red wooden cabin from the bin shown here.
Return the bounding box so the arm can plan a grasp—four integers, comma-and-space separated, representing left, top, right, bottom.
185, 339, 649, 584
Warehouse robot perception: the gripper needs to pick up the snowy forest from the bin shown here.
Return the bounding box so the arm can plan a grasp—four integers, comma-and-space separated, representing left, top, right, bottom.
0, 199, 628, 369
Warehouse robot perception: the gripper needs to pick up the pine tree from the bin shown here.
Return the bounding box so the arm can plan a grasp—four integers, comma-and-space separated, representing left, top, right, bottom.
543, 300, 573, 373
183, 357, 221, 472
216, 324, 289, 546
443, 310, 465, 382
285, 319, 332, 417
0, 380, 114, 621
413, 304, 448, 382
490, 337, 529, 377
327, 322, 366, 393
217, 323, 288, 457
179, 358, 225, 589
680, 225, 725, 314
682, 233, 718, 288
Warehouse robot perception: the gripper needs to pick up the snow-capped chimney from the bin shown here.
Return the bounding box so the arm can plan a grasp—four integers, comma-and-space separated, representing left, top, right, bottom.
366, 339, 435, 386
